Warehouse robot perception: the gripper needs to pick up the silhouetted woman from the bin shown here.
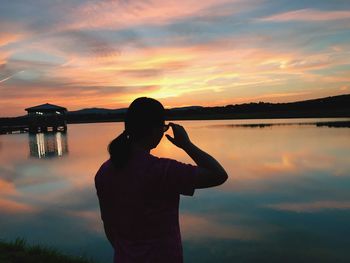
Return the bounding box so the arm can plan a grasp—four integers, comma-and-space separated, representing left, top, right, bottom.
95, 97, 228, 263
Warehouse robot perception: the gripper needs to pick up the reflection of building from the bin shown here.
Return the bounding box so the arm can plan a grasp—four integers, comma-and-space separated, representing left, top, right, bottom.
29, 132, 69, 158
25, 103, 67, 133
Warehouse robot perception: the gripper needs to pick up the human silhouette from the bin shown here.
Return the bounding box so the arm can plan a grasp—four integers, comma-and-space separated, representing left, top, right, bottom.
95, 97, 228, 263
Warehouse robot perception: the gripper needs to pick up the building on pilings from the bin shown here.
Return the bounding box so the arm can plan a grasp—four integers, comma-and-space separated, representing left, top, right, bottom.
25, 103, 67, 133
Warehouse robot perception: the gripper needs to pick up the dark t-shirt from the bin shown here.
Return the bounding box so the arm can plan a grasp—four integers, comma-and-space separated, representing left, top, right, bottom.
95, 148, 198, 263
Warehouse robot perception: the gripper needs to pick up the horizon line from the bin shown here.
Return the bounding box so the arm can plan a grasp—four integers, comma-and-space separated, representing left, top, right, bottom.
1, 93, 349, 119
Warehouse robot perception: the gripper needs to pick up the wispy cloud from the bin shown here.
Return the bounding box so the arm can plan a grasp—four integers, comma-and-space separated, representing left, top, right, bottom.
0, 33, 24, 47
260, 9, 350, 22
0, 70, 25, 83
67, 0, 240, 30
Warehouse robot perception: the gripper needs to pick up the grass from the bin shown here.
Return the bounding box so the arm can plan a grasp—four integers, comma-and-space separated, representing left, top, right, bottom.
0, 238, 95, 263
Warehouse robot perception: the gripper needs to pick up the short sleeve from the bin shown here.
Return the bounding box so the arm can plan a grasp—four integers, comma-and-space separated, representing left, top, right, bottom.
160, 158, 199, 196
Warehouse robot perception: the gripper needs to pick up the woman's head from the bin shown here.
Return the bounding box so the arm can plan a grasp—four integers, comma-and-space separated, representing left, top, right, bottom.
125, 97, 166, 145
108, 97, 167, 168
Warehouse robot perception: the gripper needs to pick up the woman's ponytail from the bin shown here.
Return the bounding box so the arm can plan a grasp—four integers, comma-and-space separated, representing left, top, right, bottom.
108, 130, 131, 169
107, 97, 165, 169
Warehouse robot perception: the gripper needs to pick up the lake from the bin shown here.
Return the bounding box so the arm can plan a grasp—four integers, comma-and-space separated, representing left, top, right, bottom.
1, 118, 350, 263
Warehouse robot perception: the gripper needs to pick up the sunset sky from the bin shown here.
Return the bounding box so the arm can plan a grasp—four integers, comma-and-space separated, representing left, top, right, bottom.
1, 0, 350, 116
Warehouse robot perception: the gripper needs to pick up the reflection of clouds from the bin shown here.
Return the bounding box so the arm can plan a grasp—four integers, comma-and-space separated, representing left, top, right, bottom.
0, 174, 37, 214
0, 168, 39, 214
250, 150, 335, 176
180, 213, 260, 240
266, 201, 350, 213
0, 198, 37, 214
0, 176, 17, 196
65, 210, 103, 234
0, 122, 349, 262
156, 122, 350, 194
260, 9, 350, 22
3, 161, 64, 189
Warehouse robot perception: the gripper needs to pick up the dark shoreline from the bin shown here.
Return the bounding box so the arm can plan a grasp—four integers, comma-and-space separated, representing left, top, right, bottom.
2, 118, 350, 135
205, 120, 350, 129
1, 94, 350, 134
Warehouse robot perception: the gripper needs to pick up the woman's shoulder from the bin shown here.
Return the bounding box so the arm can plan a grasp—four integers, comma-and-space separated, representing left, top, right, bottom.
146, 154, 194, 175
95, 159, 113, 180
100, 159, 113, 171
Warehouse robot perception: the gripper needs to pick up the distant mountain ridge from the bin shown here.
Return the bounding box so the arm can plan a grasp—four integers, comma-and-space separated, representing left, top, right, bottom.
68, 107, 127, 115
67, 94, 348, 115
68, 105, 203, 115
62, 94, 350, 123
1, 94, 349, 128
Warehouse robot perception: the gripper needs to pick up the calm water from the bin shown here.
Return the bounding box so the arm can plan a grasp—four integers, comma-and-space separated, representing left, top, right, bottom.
1, 119, 350, 263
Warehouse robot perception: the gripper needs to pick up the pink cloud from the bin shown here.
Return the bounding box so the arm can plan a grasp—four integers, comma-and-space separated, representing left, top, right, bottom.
67, 0, 239, 30
260, 9, 350, 22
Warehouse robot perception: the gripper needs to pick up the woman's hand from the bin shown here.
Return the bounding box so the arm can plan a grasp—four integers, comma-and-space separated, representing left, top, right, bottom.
166, 122, 228, 188
165, 122, 192, 149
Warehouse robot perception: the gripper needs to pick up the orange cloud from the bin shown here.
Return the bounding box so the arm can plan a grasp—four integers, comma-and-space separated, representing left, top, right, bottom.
340, 85, 349, 91
0, 33, 24, 47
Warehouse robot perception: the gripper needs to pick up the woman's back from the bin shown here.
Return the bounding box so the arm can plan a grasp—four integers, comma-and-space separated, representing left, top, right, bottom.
95, 147, 198, 262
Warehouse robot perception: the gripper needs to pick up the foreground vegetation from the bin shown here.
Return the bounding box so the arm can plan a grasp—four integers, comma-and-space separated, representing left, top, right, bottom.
0, 238, 94, 263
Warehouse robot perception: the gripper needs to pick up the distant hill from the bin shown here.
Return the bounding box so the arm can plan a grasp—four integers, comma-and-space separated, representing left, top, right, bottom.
64, 94, 350, 123
167, 94, 350, 120
168, 106, 203, 112
68, 107, 127, 115
68, 106, 203, 115
1, 94, 349, 128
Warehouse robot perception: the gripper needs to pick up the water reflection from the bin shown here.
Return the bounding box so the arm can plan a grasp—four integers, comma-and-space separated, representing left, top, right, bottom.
0, 120, 349, 263
28, 132, 69, 158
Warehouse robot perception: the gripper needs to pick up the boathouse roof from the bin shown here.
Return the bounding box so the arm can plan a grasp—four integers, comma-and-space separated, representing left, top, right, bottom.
25, 103, 67, 113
